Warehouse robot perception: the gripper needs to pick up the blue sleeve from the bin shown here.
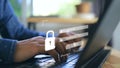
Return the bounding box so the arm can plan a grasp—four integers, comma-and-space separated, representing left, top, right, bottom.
0, 0, 46, 40
0, 38, 17, 64
0, 0, 47, 64
39, 32, 58, 37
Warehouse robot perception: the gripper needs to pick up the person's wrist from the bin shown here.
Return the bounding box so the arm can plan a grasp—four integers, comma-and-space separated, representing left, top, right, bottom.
36, 44, 46, 54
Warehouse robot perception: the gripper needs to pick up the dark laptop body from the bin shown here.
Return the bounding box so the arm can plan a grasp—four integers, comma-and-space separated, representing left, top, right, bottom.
38, 0, 120, 68
75, 0, 120, 68
51, 0, 120, 68
0, 0, 120, 68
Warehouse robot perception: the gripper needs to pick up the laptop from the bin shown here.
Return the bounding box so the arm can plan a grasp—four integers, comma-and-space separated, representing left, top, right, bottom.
32, 0, 120, 68
1, 0, 120, 68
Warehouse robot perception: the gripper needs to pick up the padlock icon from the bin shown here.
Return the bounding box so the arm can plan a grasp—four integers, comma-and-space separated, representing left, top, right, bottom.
45, 30, 55, 51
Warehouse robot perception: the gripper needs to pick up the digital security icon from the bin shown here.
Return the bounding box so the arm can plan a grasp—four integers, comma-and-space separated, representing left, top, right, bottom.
45, 30, 55, 51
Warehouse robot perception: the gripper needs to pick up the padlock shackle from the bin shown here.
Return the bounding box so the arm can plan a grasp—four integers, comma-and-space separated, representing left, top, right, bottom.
46, 30, 55, 38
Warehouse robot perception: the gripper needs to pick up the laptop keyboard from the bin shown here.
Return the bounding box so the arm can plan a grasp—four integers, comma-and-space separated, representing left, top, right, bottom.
36, 52, 80, 68
66, 53, 80, 63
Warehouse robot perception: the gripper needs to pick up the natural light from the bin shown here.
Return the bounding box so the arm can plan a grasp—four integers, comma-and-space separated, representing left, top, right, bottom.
33, 0, 81, 16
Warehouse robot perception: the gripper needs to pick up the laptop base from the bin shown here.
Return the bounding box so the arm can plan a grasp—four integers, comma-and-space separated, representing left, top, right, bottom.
79, 49, 111, 68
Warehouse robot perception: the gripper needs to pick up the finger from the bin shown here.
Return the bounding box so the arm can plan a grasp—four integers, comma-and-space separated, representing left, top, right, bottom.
39, 44, 68, 63
55, 42, 67, 55
47, 50, 61, 62
64, 37, 82, 44
73, 37, 82, 42
64, 39, 74, 44
60, 54, 68, 62
58, 33, 69, 38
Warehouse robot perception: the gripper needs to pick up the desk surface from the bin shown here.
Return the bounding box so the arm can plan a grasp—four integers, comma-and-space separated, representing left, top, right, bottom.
81, 40, 120, 68
103, 48, 120, 68
27, 17, 98, 24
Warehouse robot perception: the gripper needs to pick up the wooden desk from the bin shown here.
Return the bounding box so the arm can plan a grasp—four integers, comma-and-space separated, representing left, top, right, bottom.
80, 40, 120, 68
103, 48, 120, 68
27, 17, 98, 30
27, 17, 98, 24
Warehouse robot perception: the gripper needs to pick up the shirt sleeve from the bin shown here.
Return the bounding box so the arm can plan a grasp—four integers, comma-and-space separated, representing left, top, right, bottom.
0, 38, 17, 64
0, 0, 46, 40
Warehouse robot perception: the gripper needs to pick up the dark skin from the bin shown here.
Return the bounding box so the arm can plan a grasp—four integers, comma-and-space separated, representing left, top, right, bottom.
14, 33, 81, 63
58, 32, 82, 52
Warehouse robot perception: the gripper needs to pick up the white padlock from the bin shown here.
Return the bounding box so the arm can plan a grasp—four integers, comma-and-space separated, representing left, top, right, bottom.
45, 30, 55, 51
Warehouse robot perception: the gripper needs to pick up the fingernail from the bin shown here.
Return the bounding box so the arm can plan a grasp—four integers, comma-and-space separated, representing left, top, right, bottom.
60, 53, 69, 57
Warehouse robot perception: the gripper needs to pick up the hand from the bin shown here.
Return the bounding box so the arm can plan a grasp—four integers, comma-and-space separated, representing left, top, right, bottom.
58, 32, 74, 44
31, 37, 67, 63
39, 38, 68, 63
14, 36, 45, 62
58, 32, 82, 51
58, 32, 82, 43
14, 36, 67, 63
35, 37, 68, 63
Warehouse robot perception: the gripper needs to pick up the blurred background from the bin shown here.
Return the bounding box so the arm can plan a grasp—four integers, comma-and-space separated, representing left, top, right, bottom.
10, 0, 82, 24
10, 0, 120, 51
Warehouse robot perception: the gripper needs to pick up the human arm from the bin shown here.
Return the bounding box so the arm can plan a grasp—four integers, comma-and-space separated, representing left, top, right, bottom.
0, 38, 17, 64
0, 0, 67, 64
14, 36, 67, 63
0, 0, 44, 63
0, 36, 67, 64
0, 0, 46, 40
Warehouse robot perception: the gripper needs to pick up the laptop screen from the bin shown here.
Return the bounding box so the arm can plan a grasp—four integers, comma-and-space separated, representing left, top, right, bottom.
75, 0, 120, 67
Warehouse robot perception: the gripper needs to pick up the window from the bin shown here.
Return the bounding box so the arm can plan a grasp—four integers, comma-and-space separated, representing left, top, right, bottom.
10, 0, 22, 16
32, 0, 81, 17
